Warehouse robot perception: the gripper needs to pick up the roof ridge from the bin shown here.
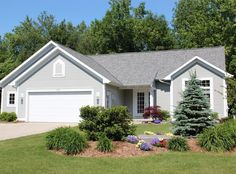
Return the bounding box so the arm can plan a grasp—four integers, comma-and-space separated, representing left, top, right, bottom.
89, 46, 224, 57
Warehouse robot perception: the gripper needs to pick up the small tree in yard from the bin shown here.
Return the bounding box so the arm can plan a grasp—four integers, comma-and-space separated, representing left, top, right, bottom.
173, 72, 214, 136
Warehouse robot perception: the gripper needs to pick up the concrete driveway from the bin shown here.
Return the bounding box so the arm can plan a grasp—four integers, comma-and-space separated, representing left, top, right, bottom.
0, 122, 77, 141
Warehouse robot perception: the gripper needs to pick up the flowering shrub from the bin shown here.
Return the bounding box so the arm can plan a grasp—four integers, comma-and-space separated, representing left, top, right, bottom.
140, 142, 152, 151
150, 138, 160, 146
136, 140, 145, 148
143, 106, 162, 120
159, 139, 168, 148
126, 135, 139, 144
153, 119, 162, 124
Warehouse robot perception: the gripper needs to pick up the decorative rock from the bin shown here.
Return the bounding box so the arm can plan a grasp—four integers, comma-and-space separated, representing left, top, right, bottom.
138, 134, 171, 143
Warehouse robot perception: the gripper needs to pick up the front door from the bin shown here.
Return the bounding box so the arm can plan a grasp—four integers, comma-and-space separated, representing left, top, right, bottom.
133, 90, 149, 117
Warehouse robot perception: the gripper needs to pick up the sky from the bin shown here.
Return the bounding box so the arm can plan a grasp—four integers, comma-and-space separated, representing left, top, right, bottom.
0, 0, 178, 37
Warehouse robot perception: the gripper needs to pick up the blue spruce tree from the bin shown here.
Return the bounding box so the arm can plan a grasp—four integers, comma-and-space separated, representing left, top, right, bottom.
173, 72, 214, 136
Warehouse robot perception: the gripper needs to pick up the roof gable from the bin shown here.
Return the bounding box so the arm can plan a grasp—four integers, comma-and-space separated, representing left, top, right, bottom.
0, 41, 56, 87
163, 56, 233, 80
0, 41, 122, 87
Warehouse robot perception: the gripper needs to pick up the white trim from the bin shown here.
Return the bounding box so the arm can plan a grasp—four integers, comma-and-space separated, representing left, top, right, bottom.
1, 40, 111, 87
1, 88, 4, 113
52, 59, 65, 77
13, 46, 111, 86
102, 84, 106, 107
25, 88, 94, 122
170, 80, 174, 118
7, 91, 16, 107
0, 41, 57, 87
164, 56, 233, 80
182, 77, 214, 110
223, 79, 228, 117
106, 90, 112, 108
149, 89, 154, 106
133, 88, 149, 117
12, 47, 58, 86
56, 47, 111, 84
15, 87, 19, 117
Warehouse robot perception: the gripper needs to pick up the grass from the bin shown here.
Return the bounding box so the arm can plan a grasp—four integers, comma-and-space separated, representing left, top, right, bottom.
0, 123, 236, 174
135, 122, 172, 135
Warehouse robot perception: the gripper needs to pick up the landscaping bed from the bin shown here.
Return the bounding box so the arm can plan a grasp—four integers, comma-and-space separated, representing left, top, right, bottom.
54, 141, 167, 157
51, 138, 236, 157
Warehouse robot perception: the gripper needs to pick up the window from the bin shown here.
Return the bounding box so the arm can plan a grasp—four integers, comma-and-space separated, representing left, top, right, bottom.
137, 92, 145, 113
106, 91, 112, 108
183, 78, 212, 108
7, 92, 16, 107
53, 59, 65, 77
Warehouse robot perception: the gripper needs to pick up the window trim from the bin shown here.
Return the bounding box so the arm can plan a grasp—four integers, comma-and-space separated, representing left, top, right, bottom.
106, 91, 112, 108
7, 91, 16, 107
182, 77, 214, 110
53, 59, 65, 77
137, 92, 145, 114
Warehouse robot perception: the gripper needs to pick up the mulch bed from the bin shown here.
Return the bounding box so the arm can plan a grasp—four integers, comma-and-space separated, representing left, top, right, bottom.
52, 139, 236, 157
79, 141, 167, 157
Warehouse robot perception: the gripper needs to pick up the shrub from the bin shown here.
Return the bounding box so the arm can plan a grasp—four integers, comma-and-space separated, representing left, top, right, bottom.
150, 138, 160, 146
96, 134, 113, 152
0, 112, 17, 122
173, 72, 214, 136
168, 137, 189, 151
198, 120, 236, 152
126, 135, 139, 144
160, 139, 168, 148
79, 106, 136, 141
151, 138, 168, 148
136, 140, 145, 148
140, 142, 152, 151
143, 106, 162, 120
46, 127, 87, 155
160, 110, 170, 121
64, 131, 87, 155
46, 127, 72, 150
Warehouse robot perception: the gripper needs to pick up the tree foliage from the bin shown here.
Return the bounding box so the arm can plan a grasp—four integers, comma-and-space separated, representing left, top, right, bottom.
173, 0, 236, 68
78, 0, 174, 54
0, 1, 174, 79
0, 12, 86, 79
173, 72, 215, 136
173, 0, 236, 118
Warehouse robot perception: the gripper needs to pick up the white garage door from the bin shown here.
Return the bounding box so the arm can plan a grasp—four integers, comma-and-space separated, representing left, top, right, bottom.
28, 91, 93, 122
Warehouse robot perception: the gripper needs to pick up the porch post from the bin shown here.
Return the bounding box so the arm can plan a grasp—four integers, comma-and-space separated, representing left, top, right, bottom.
149, 89, 154, 106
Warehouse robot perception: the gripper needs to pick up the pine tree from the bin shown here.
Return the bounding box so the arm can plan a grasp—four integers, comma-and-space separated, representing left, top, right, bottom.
173, 72, 215, 136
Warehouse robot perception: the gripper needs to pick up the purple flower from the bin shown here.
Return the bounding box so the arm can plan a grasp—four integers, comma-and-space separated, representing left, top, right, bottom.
140, 142, 151, 151
126, 135, 139, 144
153, 119, 161, 124
151, 138, 160, 146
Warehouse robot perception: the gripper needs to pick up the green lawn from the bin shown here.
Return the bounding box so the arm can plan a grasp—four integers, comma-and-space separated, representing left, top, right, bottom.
0, 123, 236, 174
135, 122, 172, 135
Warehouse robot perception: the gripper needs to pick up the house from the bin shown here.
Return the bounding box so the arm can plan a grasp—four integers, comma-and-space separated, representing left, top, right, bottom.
0, 41, 232, 122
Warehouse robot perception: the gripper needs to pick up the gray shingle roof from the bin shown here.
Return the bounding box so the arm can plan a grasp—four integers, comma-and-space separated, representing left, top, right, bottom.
55, 42, 225, 86
90, 47, 226, 86
56, 43, 122, 85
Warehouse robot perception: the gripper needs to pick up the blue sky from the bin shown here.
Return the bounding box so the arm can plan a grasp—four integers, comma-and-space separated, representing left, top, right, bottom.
0, 0, 177, 37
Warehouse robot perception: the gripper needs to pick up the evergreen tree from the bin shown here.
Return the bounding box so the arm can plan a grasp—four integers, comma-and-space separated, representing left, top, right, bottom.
173, 72, 215, 136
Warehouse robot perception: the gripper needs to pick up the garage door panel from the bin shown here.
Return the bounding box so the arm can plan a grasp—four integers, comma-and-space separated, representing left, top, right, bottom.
28, 91, 93, 122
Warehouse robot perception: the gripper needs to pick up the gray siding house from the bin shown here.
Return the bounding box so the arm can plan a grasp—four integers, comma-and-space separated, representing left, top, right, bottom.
0, 41, 232, 122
